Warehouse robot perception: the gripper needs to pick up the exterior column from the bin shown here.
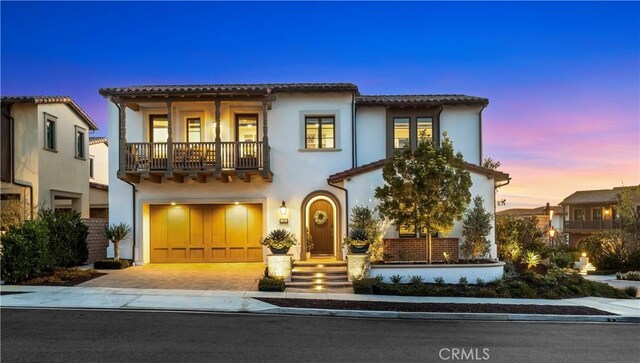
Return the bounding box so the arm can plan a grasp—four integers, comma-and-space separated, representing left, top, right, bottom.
166, 100, 173, 172
117, 99, 127, 173
214, 100, 222, 176
262, 98, 270, 176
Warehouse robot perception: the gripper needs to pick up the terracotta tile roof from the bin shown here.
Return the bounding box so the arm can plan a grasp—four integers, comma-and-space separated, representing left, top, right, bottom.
98, 83, 359, 97
328, 158, 509, 183
560, 186, 640, 205
90, 182, 108, 191
496, 206, 563, 217
356, 94, 489, 107
89, 137, 108, 146
1, 96, 98, 130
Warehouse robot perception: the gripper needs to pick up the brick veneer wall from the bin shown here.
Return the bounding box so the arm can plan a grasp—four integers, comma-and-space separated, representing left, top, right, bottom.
382, 238, 459, 262
83, 218, 108, 263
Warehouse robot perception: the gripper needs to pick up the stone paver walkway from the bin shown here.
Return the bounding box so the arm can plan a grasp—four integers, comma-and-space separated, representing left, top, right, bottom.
79, 263, 266, 291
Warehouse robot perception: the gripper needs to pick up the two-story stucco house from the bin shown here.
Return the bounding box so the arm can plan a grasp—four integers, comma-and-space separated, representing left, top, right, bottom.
99, 83, 509, 266
1, 96, 98, 218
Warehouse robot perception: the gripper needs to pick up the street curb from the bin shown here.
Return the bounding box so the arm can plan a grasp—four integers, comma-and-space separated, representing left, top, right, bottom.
265, 307, 640, 323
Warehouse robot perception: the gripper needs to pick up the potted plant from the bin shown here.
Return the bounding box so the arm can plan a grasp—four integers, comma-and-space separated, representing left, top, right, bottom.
261, 228, 297, 254
344, 228, 370, 254
103, 222, 132, 261
305, 227, 314, 259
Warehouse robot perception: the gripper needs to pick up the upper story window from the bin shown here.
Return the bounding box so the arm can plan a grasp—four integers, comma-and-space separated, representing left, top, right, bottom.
574, 209, 584, 221
89, 157, 94, 178
305, 116, 335, 149
44, 113, 57, 151
417, 117, 433, 143
592, 208, 602, 221
236, 114, 258, 142
75, 126, 86, 159
149, 114, 169, 142
187, 117, 201, 142
393, 117, 410, 149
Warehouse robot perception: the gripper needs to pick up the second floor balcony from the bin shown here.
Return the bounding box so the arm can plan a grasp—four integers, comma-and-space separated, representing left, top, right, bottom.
564, 219, 622, 231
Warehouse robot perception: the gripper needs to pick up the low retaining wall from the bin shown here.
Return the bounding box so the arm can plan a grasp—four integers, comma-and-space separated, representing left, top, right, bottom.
383, 238, 459, 262
83, 218, 108, 263
370, 261, 505, 284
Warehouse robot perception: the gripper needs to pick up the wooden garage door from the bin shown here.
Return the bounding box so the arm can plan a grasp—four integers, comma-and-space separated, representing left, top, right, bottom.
150, 204, 263, 262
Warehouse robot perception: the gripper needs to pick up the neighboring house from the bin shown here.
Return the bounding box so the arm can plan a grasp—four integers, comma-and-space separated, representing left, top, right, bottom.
496, 204, 564, 232
89, 137, 109, 218
98, 83, 509, 265
560, 186, 640, 247
1, 96, 98, 218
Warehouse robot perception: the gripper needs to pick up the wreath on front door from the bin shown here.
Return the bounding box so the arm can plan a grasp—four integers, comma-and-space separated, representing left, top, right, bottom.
314, 210, 328, 225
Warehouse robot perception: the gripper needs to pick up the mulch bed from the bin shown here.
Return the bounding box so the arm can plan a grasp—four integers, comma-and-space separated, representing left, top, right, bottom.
17, 270, 106, 286
256, 298, 614, 316
0, 291, 32, 295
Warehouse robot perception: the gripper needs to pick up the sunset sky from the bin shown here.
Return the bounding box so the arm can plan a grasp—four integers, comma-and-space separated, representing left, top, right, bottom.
1, 2, 638, 209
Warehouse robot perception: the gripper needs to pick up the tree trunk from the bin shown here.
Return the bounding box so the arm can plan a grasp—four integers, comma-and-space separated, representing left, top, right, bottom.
114, 241, 120, 261
426, 228, 432, 264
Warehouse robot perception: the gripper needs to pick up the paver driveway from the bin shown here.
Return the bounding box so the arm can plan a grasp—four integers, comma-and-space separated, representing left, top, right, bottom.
79, 263, 266, 291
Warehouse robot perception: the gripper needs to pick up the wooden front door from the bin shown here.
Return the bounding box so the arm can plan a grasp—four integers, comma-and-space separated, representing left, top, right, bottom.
150, 203, 263, 262
308, 200, 334, 255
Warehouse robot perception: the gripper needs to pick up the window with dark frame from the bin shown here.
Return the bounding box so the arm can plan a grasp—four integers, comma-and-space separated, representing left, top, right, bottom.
417, 117, 433, 143
45, 117, 56, 150
149, 114, 169, 142
76, 128, 85, 158
592, 208, 602, 221
574, 209, 585, 221
187, 117, 201, 142
89, 158, 94, 178
398, 224, 438, 238
393, 117, 410, 149
305, 116, 335, 149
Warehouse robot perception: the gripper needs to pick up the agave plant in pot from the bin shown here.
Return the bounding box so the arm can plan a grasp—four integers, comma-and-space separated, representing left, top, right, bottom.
344, 228, 370, 254
261, 228, 298, 254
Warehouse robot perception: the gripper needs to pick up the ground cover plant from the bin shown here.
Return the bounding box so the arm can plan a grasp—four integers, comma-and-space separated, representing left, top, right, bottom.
18, 268, 105, 286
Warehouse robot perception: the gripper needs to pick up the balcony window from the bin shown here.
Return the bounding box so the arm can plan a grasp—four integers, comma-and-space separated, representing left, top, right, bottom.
305, 116, 335, 149
187, 117, 201, 142
574, 209, 584, 221
393, 117, 410, 149
592, 208, 602, 221
149, 115, 168, 142
236, 114, 258, 142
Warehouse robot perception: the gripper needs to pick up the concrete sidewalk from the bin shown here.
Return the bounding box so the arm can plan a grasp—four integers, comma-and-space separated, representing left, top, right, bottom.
1, 285, 638, 322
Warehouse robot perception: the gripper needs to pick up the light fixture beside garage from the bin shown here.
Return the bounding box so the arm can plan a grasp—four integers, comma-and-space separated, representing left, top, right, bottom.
279, 200, 289, 225
170, 202, 176, 206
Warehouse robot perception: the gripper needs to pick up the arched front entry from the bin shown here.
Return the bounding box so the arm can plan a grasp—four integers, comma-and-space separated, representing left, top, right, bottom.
300, 191, 342, 261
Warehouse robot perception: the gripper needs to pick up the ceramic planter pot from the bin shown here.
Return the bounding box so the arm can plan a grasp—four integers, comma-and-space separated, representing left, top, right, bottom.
349, 242, 370, 254
269, 246, 290, 255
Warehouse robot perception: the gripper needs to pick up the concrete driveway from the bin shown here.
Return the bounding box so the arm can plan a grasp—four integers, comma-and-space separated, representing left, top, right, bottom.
79, 263, 266, 291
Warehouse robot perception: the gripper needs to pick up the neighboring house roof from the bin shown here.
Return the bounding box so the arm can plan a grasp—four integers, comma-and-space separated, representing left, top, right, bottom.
328, 158, 509, 183
89, 182, 108, 191
356, 94, 489, 107
0, 96, 98, 130
496, 206, 563, 217
89, 137, 108, 146
98, 83, 359, 97
560, 186, 640, 205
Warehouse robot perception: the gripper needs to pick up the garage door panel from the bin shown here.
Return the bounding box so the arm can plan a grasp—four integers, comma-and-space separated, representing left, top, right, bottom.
150, 203, 263, 263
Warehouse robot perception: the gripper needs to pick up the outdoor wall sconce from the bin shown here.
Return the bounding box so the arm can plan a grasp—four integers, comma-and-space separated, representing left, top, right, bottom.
279, 200, 289, 224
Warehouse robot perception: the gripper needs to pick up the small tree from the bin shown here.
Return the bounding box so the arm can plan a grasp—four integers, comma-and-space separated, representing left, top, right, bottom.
461, 195, 493, 259
346, 206, 387, 261
103, 223, 132, 261
375, 133, 472, 263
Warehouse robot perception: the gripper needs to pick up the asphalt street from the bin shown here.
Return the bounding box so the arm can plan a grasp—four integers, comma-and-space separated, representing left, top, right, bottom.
1, 308, 638, 362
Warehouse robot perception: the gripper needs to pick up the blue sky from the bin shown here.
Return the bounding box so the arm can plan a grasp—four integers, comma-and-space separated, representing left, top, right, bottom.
2, 1, 639, 208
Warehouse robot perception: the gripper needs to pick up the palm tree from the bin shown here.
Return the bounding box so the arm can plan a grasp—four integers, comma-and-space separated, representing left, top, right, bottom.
103, 223, 132, 261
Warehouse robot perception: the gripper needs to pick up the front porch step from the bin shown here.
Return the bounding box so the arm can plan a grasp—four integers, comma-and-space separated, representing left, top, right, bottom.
291, 267, 348, 275
288, 259, 350, 290
286, 281, 353, 288
291, 274, 348, 282
293, 260, 347, 267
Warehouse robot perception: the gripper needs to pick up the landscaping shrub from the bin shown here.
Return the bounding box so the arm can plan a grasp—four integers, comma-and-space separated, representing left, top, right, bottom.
0, 220, 53, 283
496, 215, 546, 262
353, 278, 378, 294
19, 268, 104, 286
624, 286, 638, 297
622, 271, 640, 281
39, 209, 88, 267
93, 259, 131, 269
258, 277, 285, 292
549, 251, 575, 269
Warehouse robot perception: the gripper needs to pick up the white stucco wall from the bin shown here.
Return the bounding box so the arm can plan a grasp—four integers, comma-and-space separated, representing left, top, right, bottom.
440, 105, 482, 165
107, 93, 355, 263
10, 103, 39, 201
355, 106, 386, 166
345, 168, 498, 258
89, 141, 109, 185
